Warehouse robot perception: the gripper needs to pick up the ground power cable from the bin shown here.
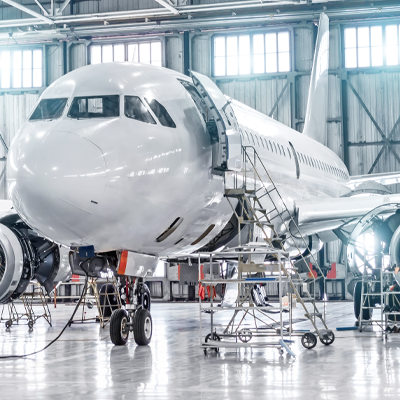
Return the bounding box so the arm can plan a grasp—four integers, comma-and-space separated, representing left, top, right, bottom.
0, 261, 91, 359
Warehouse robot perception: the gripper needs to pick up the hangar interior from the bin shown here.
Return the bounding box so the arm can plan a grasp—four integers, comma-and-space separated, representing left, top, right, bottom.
2, 1, 400, 399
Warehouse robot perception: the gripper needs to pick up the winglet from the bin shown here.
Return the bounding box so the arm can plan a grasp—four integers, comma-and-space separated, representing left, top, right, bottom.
303, 12, 330, 146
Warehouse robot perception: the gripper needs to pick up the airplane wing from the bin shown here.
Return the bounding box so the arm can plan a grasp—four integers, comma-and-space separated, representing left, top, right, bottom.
296, 194, 400, 225
347, 171, 400, 189
296, 193, 400, 229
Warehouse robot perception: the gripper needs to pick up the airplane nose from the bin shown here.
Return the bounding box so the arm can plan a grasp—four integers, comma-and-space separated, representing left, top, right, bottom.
7, 130, 107, 245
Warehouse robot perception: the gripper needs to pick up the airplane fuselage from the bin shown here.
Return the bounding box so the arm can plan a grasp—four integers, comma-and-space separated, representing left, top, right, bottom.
7, 62, 350, 257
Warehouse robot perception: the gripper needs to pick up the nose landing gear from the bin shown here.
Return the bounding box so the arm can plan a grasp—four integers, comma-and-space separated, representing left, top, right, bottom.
110, 279, 153, 346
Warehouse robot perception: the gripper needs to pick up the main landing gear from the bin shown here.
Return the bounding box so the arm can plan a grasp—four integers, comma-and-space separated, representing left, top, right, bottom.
110, 278, 153, 346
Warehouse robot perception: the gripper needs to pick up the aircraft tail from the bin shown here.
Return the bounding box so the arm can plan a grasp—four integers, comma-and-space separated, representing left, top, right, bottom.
303, 12, 329, 146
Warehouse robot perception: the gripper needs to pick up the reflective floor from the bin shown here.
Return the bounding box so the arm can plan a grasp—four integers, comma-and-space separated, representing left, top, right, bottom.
0, 301, 400, 399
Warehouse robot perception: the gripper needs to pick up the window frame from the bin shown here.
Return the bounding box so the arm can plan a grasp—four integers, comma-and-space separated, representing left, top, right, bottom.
212, 28, 292, 78
342, 20, 400, 70
88, 40, 163, 66
0, 45, 45, 93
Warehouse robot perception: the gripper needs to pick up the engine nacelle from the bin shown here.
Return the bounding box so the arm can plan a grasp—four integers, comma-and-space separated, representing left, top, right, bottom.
0, 215, 72, 304
0, 224, 30, 304
390, 224, 400, 270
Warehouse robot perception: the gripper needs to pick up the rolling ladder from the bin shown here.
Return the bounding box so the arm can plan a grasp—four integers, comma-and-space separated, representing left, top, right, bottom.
223, 145, 334, 346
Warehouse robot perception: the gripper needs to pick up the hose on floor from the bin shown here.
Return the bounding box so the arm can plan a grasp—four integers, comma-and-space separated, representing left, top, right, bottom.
0, 263, 90, 359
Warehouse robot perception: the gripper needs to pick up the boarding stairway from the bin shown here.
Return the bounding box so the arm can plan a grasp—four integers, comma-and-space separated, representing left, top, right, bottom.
223, 145, 333, 342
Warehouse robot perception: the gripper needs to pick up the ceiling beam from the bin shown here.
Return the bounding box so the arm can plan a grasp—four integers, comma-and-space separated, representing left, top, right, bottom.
154, 0, 179, 15
57, 0, 71, 15
34, 0, 49, 16
1, 0, 53, 24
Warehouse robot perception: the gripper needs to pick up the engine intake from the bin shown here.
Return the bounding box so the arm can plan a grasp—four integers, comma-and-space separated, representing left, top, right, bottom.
0, 224, 30, 304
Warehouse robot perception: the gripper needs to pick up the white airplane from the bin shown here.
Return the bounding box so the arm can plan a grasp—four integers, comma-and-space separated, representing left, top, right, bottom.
2, 13, 400, 344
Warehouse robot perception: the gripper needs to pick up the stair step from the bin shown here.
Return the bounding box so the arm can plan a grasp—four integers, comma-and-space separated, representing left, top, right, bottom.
299, 298, 315, 303
255, 208, 267, 213
306, 312, 322, 319
257, 221, 274, 228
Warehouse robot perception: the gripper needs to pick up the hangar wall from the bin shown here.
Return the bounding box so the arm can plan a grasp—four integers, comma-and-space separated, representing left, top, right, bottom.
2, 4, 400, 268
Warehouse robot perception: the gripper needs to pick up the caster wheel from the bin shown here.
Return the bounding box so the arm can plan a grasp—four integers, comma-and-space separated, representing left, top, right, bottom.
110, 309, 129, 345
279, 348, 284, 355
203, 349, 207, 355
133, 309, 152, 346
28, 321, 34, 330
87, 301, 93, 309
320, 331, 335, 346
238, 328, 253, 343
301, 332, 317, 349
205, 332, 221, 353
5, 320, 12, 329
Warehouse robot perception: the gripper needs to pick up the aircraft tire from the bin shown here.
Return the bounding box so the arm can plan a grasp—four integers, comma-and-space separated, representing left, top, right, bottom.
110, 309, 129, 346
354, 281, 373, 320
139, 283, 151, 311
133, 309, 152, 346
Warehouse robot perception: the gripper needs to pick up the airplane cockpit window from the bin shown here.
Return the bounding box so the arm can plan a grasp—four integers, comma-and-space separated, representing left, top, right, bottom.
30, 98, 68, 121
145, 98, 176, 128
125, 96, 156, 124
68, 95, 119, 119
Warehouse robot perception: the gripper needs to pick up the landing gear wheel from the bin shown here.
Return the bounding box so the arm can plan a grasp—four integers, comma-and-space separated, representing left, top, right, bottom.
319, 331, 335, 346
110, 309, 129, 346
133, 309, 152, 346
301, 332, 317, 349
238, 328, 253, 343
139, 284, 151, 311
205, 332, 221, 353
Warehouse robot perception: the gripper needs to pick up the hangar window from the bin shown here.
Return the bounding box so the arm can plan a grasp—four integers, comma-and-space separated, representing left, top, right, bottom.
125, 96, 156, 124
145, 98, 176, 128
0, 48, 42, 90
68, 95, 120, 119
90, 41, 162, 66
213, 31, 290, 77
344, 26, 385, 68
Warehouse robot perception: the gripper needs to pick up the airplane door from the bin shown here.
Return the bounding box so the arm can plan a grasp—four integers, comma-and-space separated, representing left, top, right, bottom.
288, 141, 300, 179
190, 71, 242, 173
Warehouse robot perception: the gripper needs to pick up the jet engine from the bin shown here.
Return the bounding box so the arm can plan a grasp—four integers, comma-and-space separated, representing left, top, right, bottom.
0, 213, 71, 304
390, 224, 400, 269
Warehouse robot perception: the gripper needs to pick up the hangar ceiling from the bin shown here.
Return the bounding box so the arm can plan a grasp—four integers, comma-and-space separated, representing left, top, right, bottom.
1, 1, 400, 43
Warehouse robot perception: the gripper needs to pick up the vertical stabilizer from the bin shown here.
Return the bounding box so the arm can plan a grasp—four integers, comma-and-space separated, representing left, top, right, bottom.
303, 13, 329, 146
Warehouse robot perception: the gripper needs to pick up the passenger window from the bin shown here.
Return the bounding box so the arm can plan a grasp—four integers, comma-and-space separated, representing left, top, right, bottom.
287, 147, 291, 159
125, 96, 156, 124
273, 142, 278, 153
30, 98, 68, 121
245, 130, 250, 143
145, 98, 176, 128
255, 135, 260, 147
261, 137, 265, 148
281, 145, 286, 157
68, 95, 119, 119
270, 140, 274, 152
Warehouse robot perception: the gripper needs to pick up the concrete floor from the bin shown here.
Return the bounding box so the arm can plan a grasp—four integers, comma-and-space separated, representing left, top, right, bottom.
0, 301, 400, 399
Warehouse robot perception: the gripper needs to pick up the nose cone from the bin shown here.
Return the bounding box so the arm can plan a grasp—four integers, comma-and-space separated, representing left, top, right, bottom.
8, 130, 107, 245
